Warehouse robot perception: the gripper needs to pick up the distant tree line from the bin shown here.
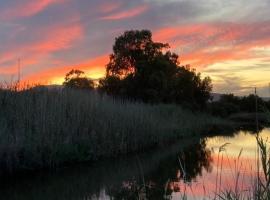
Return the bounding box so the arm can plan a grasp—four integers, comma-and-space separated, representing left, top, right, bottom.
208, 93, 270, 117
64, 30, 213, 109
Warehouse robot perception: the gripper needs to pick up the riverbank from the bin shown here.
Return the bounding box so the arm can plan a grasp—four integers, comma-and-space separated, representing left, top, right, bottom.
0, 137, 206, 199
0, 88, 227, 175
229, 112, 270, 124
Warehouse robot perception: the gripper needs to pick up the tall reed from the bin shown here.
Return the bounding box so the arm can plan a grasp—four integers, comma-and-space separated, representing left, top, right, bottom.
0, 88, 221, 174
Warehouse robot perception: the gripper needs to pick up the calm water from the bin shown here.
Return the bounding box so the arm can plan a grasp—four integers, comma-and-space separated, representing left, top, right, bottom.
1, 128, 270, 200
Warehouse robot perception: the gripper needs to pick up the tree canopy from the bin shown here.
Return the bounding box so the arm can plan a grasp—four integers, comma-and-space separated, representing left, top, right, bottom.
99, 30, 212, 109
63, 69, 94, 90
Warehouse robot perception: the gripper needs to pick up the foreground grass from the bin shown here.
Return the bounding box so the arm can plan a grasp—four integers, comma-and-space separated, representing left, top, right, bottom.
0, 88, 223, 175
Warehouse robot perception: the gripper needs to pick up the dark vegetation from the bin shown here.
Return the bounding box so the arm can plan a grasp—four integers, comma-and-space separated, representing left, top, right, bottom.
1, 29, 266, 176
63, 69, 94, 90
0, 88, 222, 175
208, 93, 270, 123
63, 30, 212, 109
98, 30, 212, 109
0, 138, 212, 200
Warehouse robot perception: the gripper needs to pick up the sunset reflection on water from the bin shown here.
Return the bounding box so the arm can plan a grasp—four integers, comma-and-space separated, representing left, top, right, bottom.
169, 129, 270, 200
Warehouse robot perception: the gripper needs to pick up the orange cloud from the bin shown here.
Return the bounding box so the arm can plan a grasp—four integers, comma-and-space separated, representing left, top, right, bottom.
100, 5, 148, 20
2, 16, 269, 91
154, 24, 219, 43
0, 22, 84, 80
0, 57, 38, 75
0, 52, 15, 66
1, 0, 65, 20
154, 22, 270, 69
22, 55, 109, 85
29, 24, 83, 53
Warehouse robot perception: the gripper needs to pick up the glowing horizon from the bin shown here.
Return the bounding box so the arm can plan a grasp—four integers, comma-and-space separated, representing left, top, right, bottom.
1, 0, 270, 96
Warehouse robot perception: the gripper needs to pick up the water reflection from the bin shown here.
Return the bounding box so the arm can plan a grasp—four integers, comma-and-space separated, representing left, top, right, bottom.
106, 139, 213, 200
178, 140, 213, 181
1, 128, 269, 200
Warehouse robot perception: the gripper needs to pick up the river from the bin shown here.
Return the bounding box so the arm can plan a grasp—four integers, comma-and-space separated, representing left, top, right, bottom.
1, 128, 270, 200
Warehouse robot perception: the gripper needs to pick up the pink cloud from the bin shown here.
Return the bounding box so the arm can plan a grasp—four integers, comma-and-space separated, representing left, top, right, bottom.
99, 2, 123, 13
100, 5, 148, 20
29, 24, 83, 53
153, 21, 270, 69
0, 22, 84, 77
1, 0, 65, 20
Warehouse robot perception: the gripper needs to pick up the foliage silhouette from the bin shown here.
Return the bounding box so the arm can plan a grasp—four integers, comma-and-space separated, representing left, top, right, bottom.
209, 93, 270, 117
99, 30, 212, 109
63, 69, 94, 90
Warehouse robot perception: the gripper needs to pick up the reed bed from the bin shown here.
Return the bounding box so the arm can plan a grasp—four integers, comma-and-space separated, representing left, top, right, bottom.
0, 87, 221, 175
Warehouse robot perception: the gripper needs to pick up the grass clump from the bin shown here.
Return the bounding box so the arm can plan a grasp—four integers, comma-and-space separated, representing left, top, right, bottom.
254, 136, 270, 199
0, 88, 221, 175
214, 135, 270, 200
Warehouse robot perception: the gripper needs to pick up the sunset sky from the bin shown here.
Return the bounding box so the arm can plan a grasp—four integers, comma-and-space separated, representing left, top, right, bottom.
0, 0, 270, 96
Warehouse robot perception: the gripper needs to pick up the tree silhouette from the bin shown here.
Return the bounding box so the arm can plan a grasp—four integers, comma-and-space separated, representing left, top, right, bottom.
63, 69, 94, 90
99, 30, 212, 108
209, 93, 269, 117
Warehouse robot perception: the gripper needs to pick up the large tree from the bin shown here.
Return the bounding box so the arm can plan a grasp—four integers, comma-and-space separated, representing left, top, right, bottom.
99, 30, 212, 108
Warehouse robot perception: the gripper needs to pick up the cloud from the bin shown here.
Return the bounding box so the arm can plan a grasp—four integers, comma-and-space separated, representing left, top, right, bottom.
0, 0, 65, 20
0, 21, 84, 80
0, 0, 270, 95
146, 0, 270, 22
22, 55, 109, 84
202, 58, 270, 95
153, 21, 270, 71
212, 74, 248, 94
99, 5, 148, 20
98, 2, 123, 13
